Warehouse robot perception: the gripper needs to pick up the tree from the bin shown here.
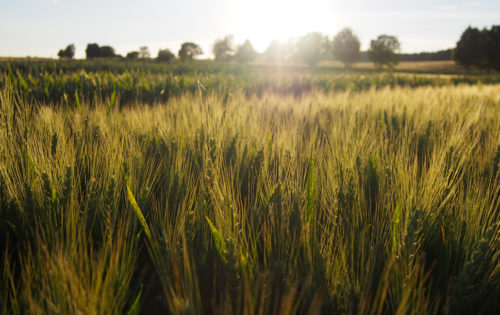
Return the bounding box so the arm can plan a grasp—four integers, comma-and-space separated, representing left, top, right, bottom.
57, 44, 75, 59
454, 25, 500, 71
212, 36, 234, 61
234, 39, 258, 63
264, 40, 285, 63
295, 32, 329, 66
264, 40, 295, 63
368, 35, 400, 69
86, 43, 101, 59
85, 43, 115, 59
178, 42, 203, 61
100, 46, 115, 58
331, 28, 360, 68
139, 46, 151, 59
157, 49, 175, 62
453, 26, 485, 69
126, 51, 139, 60
485, 25, 500, 71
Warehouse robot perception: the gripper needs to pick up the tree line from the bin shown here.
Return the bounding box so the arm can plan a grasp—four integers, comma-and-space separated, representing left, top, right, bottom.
211, 31, 401, 69
57, 29, 401, 69
399, 49, 452, 62
57, 42, 204, 63
453, 25, 500, 71
56, 25, 499, 71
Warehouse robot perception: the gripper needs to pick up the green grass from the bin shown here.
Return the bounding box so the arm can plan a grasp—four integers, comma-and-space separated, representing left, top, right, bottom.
2, 59, 500, 109
1, 61, 500, 314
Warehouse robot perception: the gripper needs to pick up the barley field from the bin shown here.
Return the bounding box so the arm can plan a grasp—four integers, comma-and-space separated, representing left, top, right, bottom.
1, 61, 499, 314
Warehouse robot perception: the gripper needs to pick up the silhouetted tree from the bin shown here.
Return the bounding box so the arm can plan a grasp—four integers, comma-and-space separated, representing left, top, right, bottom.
454, 25, 500, 71
139, 46, 151, 59
453, 26, 485, 69
86, 43, 101, 59
100, 46, 115, 58
178, 42, 203, 61
85, 43, 115, 59
485, 25, 500, 71
157, 49, 175, 62
399, 49, 453, 62
234, 39, 258, 63
295, 32, 329, 66
126, 51, 139, 60
213, 36, 234, 61
264, 40, 294, 63
368, 35, 400, 69
331, 28, 360, 68
57, 44, 75, 59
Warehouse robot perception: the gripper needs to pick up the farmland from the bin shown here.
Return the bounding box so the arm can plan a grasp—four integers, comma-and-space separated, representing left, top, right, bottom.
1, 60, 500, 314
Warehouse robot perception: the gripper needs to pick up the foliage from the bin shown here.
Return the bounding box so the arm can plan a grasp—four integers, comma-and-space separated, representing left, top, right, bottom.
454, 25, 500, 71
369, 35, 401, 69
295, 32, 329, 66
234, 39, 258, 63
453, 26, 486, 69
126, 51, 139, 60
156, 49, 175, 63
100, 46, 116, 58
212, 35, 234, 61
485, 25, 500, 71
331, 28, 361, 68
86, 43, 116, 59
264, 40, 289, 63
178, 42, 203, 61
138, 46, 151, 59
85, 43, 100, 59
399, 49, 453, 62
57, 44, 75, 59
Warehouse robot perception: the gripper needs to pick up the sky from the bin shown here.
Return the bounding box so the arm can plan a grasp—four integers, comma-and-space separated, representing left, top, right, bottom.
0, 0, 499, 59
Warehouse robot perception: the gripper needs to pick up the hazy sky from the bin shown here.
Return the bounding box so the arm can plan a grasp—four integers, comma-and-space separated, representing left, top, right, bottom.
1, 0, 499, 58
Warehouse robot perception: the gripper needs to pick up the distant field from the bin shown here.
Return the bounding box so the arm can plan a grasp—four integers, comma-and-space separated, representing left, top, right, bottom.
393, 60, 460, 71
316, 60, 461, 72
1, 60, 499, 314
249, 59, 463, 73
0, 57, 463, 73
366, 60, 459, 71
1, 59, 499, 109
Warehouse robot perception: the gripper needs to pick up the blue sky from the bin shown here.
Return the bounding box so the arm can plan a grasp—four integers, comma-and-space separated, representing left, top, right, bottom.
0, 0, 499, 58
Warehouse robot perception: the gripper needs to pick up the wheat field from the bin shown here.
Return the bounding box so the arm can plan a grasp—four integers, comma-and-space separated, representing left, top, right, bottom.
1, 63, 500, 314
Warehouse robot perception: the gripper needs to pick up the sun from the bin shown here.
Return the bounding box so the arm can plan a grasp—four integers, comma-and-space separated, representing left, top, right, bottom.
229, 0, 338, 52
